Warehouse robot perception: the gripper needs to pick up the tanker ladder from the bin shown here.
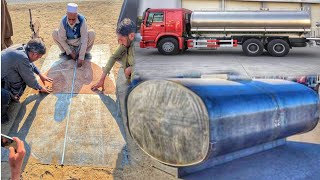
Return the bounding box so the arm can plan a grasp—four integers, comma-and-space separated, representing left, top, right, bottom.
187, 39, 238, 49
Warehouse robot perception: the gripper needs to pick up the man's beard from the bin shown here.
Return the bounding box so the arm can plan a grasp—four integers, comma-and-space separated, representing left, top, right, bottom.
68, 21, 75, 29
126, 37, 134, 48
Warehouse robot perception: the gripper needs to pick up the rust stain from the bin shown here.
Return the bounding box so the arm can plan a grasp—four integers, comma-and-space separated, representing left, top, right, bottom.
33, 60, 116, 95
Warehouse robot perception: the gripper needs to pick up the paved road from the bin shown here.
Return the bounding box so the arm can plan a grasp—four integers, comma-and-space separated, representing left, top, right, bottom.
184, 141, 320, 180
135, 45, 320, 79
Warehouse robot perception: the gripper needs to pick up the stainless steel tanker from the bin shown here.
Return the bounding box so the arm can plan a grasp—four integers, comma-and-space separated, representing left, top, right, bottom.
190, 11, 311, 32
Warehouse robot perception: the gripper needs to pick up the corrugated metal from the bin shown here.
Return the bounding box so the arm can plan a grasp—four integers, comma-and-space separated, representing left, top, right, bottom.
138, 0, 181, 16
308, 4, 320, 37
226, 0, 261, 10
266, 2, 301, 10
182, 0, 221, 11
238, 0, 320, 3
311, 4, 320, 26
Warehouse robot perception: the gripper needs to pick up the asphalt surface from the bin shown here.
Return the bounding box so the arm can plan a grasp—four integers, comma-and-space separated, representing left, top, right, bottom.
184, 141, 320, 180
134, 45, 320, 79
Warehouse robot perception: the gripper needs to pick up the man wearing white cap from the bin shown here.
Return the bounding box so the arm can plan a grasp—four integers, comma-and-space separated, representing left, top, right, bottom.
52, 3, 95, 67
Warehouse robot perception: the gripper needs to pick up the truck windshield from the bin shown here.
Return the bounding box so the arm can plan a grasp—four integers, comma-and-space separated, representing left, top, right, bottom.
147, 12, 164, 24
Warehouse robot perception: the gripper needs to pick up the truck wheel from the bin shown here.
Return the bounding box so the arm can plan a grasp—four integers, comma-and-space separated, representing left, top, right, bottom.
267, 39, 290, 57
157, 37, 180, 55
242, 39, 264, 56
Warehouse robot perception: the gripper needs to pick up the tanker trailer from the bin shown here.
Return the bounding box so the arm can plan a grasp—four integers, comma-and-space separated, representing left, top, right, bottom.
127, 78, 319, 167
140, 9, 314, 57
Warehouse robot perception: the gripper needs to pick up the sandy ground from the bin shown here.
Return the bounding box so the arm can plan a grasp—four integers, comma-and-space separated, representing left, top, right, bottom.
8, 0, 122, 74
2, 1, 126, 179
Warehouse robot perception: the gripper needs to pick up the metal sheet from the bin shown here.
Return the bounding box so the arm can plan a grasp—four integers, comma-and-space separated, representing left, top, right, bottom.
62, 94, 127, 167
7, 93, 69, 164
191, 11, 311, 29
2, 45, 126, 168
181, 0, 220, 11
127, 78, 319, 166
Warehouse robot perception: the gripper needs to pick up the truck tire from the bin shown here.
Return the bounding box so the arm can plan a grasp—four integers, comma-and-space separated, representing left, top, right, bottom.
267, 39, 290, 57
242, 39, 264, 56
157, 37, 180, 55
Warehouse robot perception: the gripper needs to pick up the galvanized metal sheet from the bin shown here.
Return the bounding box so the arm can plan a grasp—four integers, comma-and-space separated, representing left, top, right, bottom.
3, 45, 126, 168
62, 94, 126, 167
127, 78, 319, 166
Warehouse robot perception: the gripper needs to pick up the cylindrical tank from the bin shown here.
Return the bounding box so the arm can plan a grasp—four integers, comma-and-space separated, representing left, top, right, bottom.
127, 79, 319, 167
190, 11, 311, 29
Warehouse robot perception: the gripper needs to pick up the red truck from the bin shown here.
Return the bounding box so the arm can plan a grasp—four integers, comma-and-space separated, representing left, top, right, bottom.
140, 8, 316, 57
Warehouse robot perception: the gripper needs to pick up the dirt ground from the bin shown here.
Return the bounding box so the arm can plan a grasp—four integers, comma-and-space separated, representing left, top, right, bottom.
2, 1, 131, 180
8, 0, 122, 76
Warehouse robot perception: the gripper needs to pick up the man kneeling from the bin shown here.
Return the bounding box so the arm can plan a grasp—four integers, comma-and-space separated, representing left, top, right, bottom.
1, 39, 52, 124
52, 3, 95, 67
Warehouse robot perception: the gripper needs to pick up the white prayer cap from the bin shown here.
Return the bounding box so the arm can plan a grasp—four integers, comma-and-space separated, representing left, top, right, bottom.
67, 3, 78, 13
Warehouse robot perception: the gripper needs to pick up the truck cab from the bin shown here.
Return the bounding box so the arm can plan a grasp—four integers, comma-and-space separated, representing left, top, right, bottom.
140, 8, 192, 55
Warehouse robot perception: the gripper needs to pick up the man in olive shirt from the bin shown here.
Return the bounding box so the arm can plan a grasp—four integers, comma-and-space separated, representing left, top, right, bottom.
91, 18, 135, 89
91, 18, 135, 129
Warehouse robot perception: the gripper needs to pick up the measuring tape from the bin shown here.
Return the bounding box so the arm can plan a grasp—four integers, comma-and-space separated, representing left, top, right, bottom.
60, 58, 78, 165
60, 44, 81, 165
